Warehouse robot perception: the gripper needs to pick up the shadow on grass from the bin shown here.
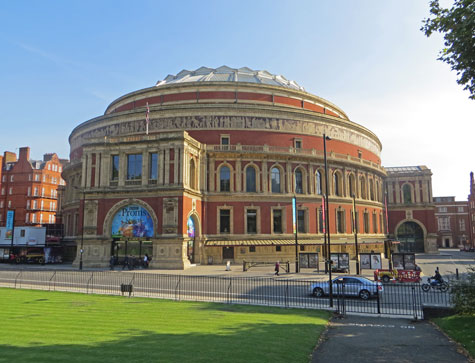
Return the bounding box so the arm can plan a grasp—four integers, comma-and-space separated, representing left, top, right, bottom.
0, 322, 324, 363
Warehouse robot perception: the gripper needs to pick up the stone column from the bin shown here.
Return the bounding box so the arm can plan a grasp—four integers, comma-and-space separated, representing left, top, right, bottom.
286, 162, 292, 193
209, 157, 215, 191
235, 160, 242, 192
262, 161, 268, 193
142, 150, 148, 186
119, 152, 126, 186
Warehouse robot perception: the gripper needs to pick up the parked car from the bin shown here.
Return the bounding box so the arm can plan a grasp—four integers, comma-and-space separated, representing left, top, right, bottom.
310, 276, 383, 300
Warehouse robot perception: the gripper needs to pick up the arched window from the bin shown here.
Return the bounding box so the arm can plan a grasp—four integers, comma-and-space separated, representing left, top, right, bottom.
369, 180, 374, 200
295, 169, 303, 194
271, 167, 281, 193
402, 184, 412, 203
348, 174, 356, 198
333, 172, 341, 196
189, 159, 196, 189
220, 166, 230, 192
246, 166, 256, 192
315, 170, 322, 195
360, 177, 367, 199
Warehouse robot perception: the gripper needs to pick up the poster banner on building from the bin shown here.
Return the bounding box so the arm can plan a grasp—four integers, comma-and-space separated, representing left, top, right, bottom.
292, 197, 297, 235
6, 210, 14, 240
360, 254, 371, 269
111, 205, 154, 238
187, 217, 195, 238
371, 254, 382, 269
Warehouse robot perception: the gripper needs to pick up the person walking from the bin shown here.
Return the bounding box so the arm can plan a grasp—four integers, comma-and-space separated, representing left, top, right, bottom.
143, 254, 149, 268
274, 261, 280, 276
109, 255, 115, 270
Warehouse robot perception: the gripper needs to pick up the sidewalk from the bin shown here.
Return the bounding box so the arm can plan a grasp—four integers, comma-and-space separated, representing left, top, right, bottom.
0, 261, 377, 280
312, 315, 471, 363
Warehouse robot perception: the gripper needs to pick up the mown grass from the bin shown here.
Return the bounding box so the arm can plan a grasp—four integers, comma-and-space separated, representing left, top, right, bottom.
0, 288, 330, 363
433, 314, 475, 359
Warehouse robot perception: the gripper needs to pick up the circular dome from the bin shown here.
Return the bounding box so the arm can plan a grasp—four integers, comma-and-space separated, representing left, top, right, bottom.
156, 66, 305, 91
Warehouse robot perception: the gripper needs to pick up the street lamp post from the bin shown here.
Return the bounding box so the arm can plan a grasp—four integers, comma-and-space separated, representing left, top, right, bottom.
323, 133, 333, 307
385, 188, 393, 270
73, 186, 85, 271
353, 194, 360, 275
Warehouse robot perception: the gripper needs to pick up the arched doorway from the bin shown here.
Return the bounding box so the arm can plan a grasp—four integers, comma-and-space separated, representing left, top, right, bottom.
187, 215, 197, 263
108, 203, 155, 268
396, 221, 425, 252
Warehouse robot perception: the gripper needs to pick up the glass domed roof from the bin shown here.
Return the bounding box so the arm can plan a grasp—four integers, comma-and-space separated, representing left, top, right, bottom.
156, 66, 305, 91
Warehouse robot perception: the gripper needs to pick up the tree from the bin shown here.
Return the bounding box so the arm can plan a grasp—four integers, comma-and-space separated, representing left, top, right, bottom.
421, 0, 475, 100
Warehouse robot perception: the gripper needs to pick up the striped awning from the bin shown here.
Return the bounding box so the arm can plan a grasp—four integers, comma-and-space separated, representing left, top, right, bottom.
205, 239, 321, 247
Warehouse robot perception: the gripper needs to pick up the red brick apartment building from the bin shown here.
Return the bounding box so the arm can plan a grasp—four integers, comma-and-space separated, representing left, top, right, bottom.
433, 196, 470, 248
0, 147, 67, 228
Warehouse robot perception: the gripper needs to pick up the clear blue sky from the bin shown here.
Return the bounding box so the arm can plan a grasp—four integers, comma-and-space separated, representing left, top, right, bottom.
1, 0, 473, 200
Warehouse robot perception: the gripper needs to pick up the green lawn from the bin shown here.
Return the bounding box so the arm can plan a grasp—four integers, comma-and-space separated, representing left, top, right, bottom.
433, 315, 475, 359
0, 288, 330, 363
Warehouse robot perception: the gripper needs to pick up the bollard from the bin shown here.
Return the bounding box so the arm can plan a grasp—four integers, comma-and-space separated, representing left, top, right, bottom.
456, 268, 459, 280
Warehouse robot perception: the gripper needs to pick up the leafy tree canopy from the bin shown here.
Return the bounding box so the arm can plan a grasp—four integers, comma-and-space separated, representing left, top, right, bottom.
421, 0, 475, 100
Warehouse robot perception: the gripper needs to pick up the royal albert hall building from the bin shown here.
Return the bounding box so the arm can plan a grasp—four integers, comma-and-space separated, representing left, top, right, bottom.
62, 66, 387, 269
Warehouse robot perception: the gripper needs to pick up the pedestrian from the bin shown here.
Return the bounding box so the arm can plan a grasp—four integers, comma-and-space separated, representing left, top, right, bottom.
274, 261, 280, 276
110, 255, 115, 270
122, 255, 129, 270
143, 254, 149, 268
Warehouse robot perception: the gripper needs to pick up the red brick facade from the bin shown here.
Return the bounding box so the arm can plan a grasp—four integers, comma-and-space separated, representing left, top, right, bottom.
0, 147, 67, 228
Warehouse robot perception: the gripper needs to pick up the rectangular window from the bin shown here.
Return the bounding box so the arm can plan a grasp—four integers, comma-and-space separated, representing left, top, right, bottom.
457, 206, 464, 212
246, 209, 257, 234
149, 153, 158, 180
273, 209, 283, 234
0, 201, 3, 208
127, 154, 142, 180
221, 136, 230, 145
300, 245, 305, 251
35, 174, 40, 181
438, 217, 450, 231
8, 201, 11, 208
373, 214, 377, 233
220, 209, 230, 233
9, 187, 12, 195
318, 209, 324, 233
355, 211, 360, 233
1, 188, 4, 195
249, 246, 256, 252
459, 219, 465, 231
111, 155, 120, 180
364, 213, 369, 234
297, 210, 306, 233
276, 245, 282, 252
337, 210, 345, 233
20, 229, 25, 237
438, 207, 447, 213
294, 139, 302, 149
10, 175, 14, 182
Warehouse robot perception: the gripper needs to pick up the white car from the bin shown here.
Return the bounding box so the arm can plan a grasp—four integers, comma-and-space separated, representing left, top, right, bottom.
310, 276, 383, 300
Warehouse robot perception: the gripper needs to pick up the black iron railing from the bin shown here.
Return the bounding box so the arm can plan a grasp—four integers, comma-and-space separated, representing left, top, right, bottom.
0, 270, 456, 318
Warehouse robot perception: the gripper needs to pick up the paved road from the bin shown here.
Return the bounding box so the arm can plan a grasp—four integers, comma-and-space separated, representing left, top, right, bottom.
0, 269, 451, 318
312, 315, 471, 363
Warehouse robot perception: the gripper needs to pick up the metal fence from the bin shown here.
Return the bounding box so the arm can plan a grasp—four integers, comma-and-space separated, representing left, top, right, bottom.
0, 270, 454, 319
